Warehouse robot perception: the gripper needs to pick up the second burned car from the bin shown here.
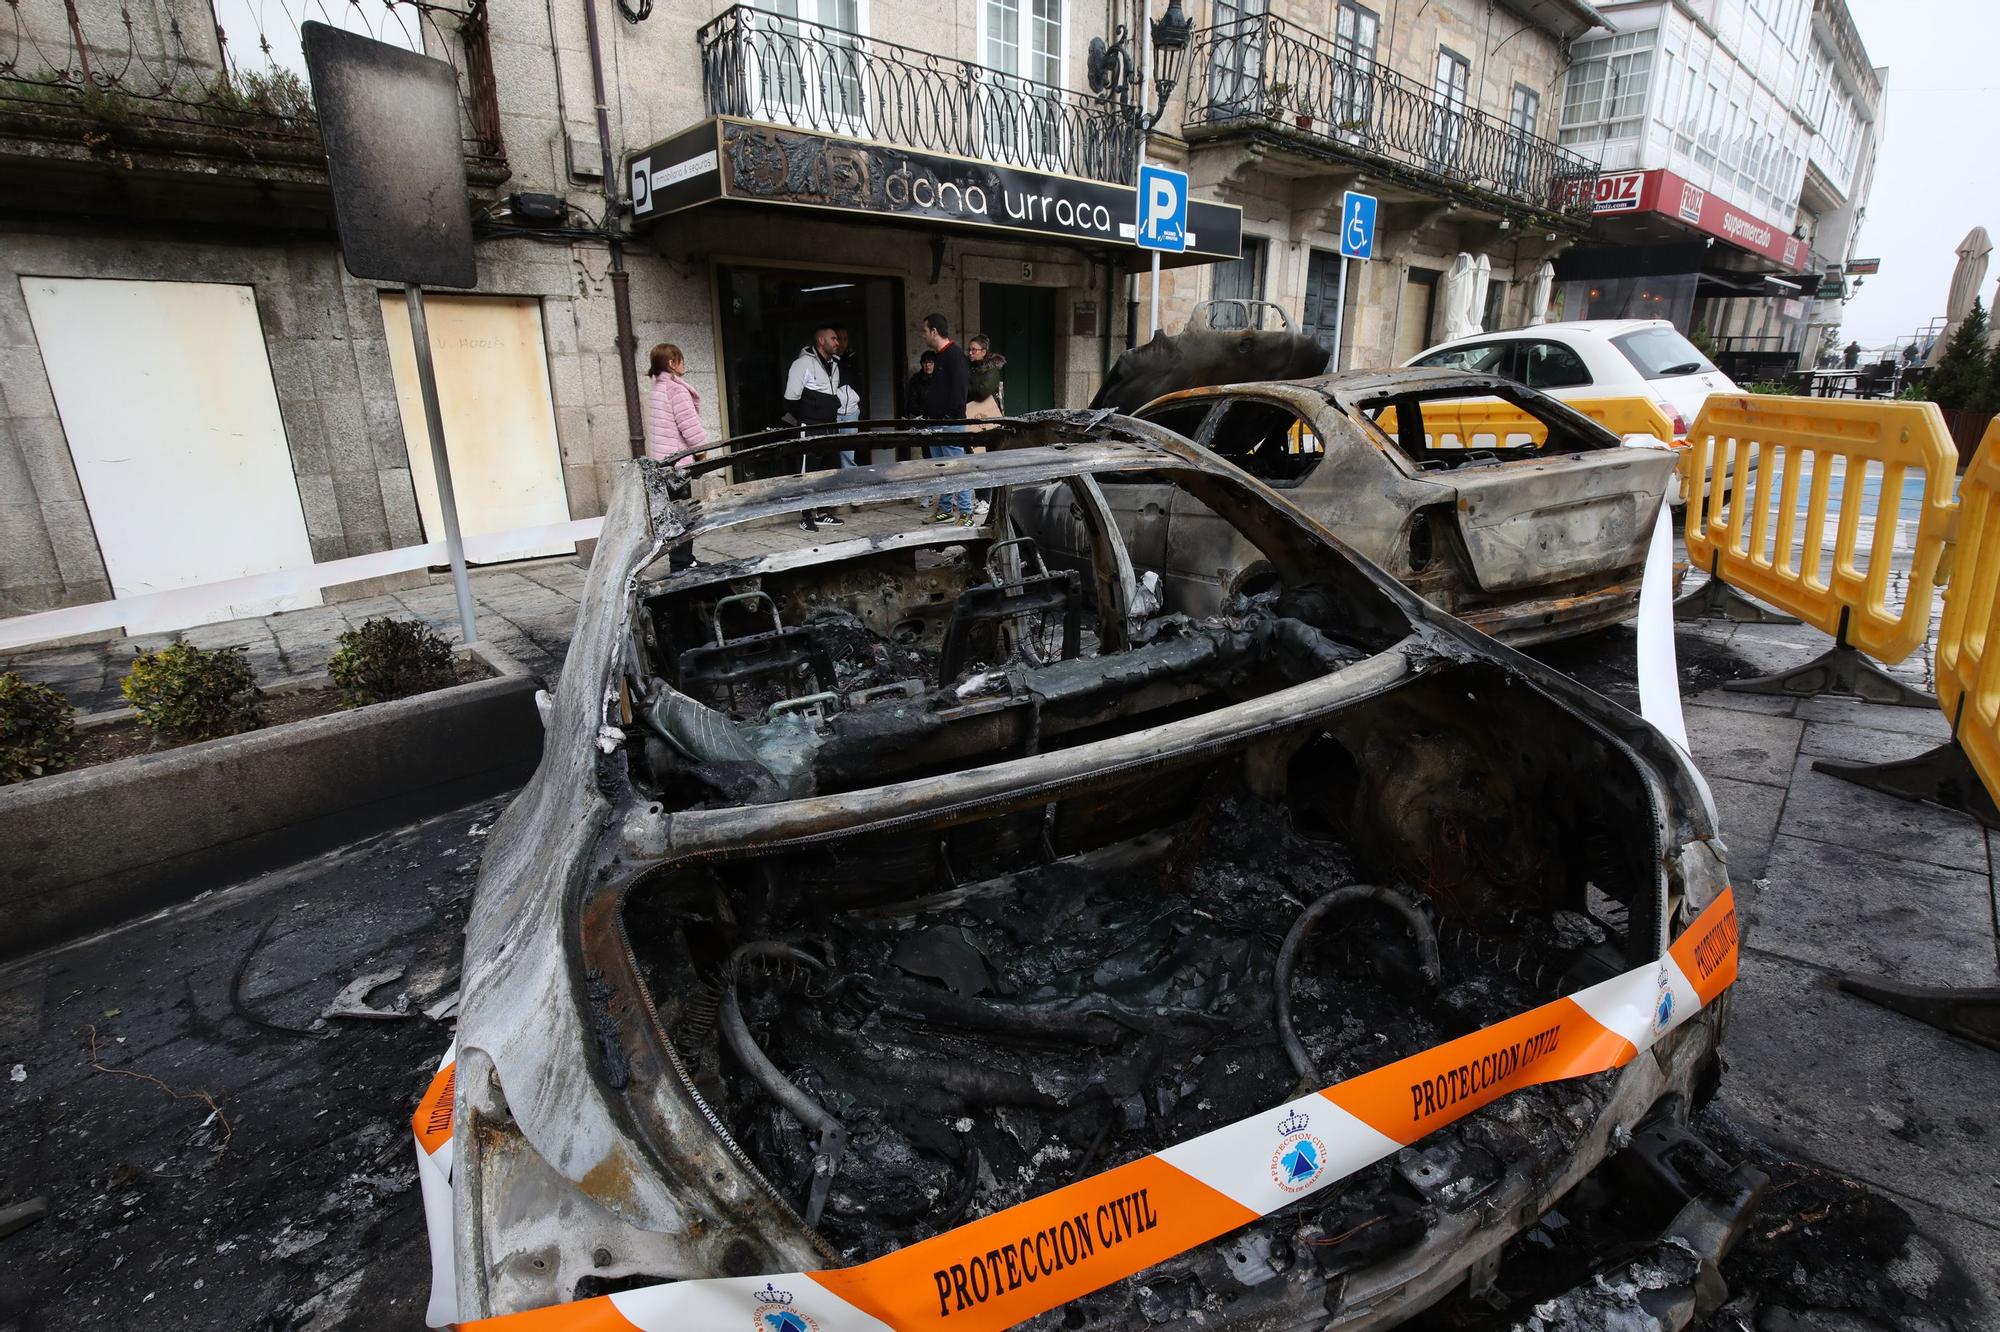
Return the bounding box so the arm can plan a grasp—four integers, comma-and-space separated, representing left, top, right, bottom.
1023, 368, 1679, 645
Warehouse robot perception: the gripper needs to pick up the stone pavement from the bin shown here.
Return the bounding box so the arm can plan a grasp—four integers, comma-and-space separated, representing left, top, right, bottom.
1560, 596, 2000, 1319
1, 506, 927, 714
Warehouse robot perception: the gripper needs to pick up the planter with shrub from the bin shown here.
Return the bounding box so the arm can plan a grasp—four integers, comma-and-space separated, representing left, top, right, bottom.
1, 673, 77, 785
0, 628, 538, 961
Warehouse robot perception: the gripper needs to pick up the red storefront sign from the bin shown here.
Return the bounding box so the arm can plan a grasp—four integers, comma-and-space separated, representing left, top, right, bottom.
1572, 168, 1806, 273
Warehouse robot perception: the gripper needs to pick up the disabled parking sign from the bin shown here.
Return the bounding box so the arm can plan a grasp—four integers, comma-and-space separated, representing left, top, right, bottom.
1135, 164, 1189, 253
1339, 190, 1377, 260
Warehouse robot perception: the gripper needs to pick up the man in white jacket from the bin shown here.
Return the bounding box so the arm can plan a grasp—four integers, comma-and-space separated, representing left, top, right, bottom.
783, 325, 845, 531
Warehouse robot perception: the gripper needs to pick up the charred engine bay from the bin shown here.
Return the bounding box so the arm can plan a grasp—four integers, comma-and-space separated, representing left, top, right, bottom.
625, 791, 1642, 1325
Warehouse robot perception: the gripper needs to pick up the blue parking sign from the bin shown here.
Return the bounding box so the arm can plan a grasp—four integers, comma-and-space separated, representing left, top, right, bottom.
1135, 164, 1189, 253
1339, 190, 1377, 260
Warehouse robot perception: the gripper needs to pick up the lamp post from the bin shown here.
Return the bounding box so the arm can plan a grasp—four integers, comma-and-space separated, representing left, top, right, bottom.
1091, 1, 1196, 338
1142, 1, 1192, 337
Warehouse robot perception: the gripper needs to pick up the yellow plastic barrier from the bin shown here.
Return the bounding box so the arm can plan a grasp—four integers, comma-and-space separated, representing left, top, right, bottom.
1936, 418, 2000, 793
1375, 396, 1673, 450
1683, 396, 1959, 665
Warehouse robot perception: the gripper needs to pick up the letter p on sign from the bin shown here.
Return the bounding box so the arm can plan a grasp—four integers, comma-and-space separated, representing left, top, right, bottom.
1136, 164, 1189, 254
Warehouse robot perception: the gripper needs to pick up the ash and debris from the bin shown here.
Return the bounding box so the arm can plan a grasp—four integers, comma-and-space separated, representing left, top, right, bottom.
0, 798, 503, 1331
1404, 1106, 1982, 1332
634, 790, 1621, 1325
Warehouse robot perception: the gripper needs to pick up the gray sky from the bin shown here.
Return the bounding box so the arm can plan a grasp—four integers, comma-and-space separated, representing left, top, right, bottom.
1839, 0, 2000, 346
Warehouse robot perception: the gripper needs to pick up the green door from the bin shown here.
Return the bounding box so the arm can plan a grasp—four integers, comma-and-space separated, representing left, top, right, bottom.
977, 283, 1058, 412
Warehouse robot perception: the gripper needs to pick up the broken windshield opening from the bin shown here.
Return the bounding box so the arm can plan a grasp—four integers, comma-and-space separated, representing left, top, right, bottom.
625, 468, 1407, 803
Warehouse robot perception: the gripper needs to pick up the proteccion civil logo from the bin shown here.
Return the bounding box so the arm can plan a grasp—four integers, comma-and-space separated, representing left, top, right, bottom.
1271, 1108, 1327, 1193
1652, 964, 1675, 1034
752, 1283, 821, 1332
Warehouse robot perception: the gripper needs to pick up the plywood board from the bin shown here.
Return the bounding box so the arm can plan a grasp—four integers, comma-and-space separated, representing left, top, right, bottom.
20, 276, 322, 632
380, 293, 573, 563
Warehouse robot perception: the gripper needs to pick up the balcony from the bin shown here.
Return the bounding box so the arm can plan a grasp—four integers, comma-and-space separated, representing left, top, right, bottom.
698, 4, 1137, 186
0, 0, 505, 225
1184, 13, 1598, 226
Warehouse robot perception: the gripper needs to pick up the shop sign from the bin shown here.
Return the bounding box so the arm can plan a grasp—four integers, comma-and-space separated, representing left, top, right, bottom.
1584, 168, 1807, 272
1586, 171, 1647, 213
1847, 257, 1881, 275
626, 119, 1243, 263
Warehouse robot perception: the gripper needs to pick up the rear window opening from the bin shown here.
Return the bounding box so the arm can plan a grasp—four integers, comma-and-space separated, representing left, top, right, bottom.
616, 663, 1667, 1311
1361, 391, 1619, 471
1611, 327, 1717, 380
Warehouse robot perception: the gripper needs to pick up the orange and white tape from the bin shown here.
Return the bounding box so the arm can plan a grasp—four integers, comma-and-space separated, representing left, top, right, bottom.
413, 1041, 459, 1328
414, 890, 1739, 1332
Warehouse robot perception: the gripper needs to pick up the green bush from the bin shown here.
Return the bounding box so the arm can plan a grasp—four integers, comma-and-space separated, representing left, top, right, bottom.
121, 643, 260, 742
0, 672, 77, 784
1744, 381, 1792, 395
327, 618, 457, 708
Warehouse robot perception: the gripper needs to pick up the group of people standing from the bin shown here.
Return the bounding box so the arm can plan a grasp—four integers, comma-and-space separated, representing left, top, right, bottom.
638, 312, 1006, 535
904, 314, 1004, 525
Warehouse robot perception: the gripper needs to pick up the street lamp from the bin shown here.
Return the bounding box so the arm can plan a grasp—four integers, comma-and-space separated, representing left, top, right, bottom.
1147, 0, 1193, 130
1088, 0, 1195, 129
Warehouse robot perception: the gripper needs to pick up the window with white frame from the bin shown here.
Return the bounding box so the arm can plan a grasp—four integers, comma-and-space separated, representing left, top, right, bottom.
984, 0, 1062, 83
1559, 29, 1653, 144
1331, 0, 1379, 133
1432, 47, 1470, 164
1675, 58, 1701, 150
751, 0, 867, 131
1505, 83, 1540, 189
1206, 0, 1270, 116
980, 0, 1066, 166
1697, 76, 1724, 162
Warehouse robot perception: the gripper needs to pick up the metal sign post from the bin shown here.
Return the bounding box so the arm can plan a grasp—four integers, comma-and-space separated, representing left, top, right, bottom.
302, 22, 481, 645
1329, 259, 1348, 371
403, 286, 479, 642
1329, 189, 1378, 373
1141, 18, 1157, 339
1135, 164, 1191, 336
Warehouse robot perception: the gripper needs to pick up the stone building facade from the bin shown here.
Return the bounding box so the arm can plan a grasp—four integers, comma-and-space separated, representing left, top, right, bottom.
0, 0, 1600, 626
0, 0, 1233, 622
1153, 0, 1606, 365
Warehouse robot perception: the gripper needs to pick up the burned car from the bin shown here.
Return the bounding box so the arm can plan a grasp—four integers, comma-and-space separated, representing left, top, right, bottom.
1023, 369, 1677, 645
450, 415, 1738, 1327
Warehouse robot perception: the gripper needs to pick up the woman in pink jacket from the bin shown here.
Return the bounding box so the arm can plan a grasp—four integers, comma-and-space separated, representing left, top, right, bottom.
645, 343, 707, 465
646, 344, 706, 570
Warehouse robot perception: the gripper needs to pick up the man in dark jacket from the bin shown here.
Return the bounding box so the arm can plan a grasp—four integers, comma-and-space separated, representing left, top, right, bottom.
921, 312, 974, 524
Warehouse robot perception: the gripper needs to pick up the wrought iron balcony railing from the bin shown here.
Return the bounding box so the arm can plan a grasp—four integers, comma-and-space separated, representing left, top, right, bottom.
698, 4, 1138, 185
0, 0, 502, 167
1185, 13, 1598, 222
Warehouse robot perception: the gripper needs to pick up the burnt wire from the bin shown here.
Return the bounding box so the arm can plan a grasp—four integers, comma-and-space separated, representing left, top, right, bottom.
1434, 918, 1561, 996
720, 941, 847, 1228
1274, 884, 1441, 1085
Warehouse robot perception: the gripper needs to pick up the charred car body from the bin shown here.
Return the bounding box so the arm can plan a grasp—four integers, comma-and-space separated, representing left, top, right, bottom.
451, 414, 1737, 1327
1043, 366, 1677, 645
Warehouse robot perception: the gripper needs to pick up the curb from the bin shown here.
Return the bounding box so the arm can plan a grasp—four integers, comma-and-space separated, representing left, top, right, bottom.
0, 641, 544, 963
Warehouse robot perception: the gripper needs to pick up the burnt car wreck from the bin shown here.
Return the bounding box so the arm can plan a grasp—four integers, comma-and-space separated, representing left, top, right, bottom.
450, 415, 1742, 1328
1039, 367, 1679, 647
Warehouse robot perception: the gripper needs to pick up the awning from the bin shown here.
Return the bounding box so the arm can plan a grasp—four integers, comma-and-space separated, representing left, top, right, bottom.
626, 118, 1243, 269
1566, 168, 1809, 273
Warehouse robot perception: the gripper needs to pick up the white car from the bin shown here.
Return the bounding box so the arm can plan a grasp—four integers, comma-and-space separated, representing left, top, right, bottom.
1407, 319, 1742, 504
